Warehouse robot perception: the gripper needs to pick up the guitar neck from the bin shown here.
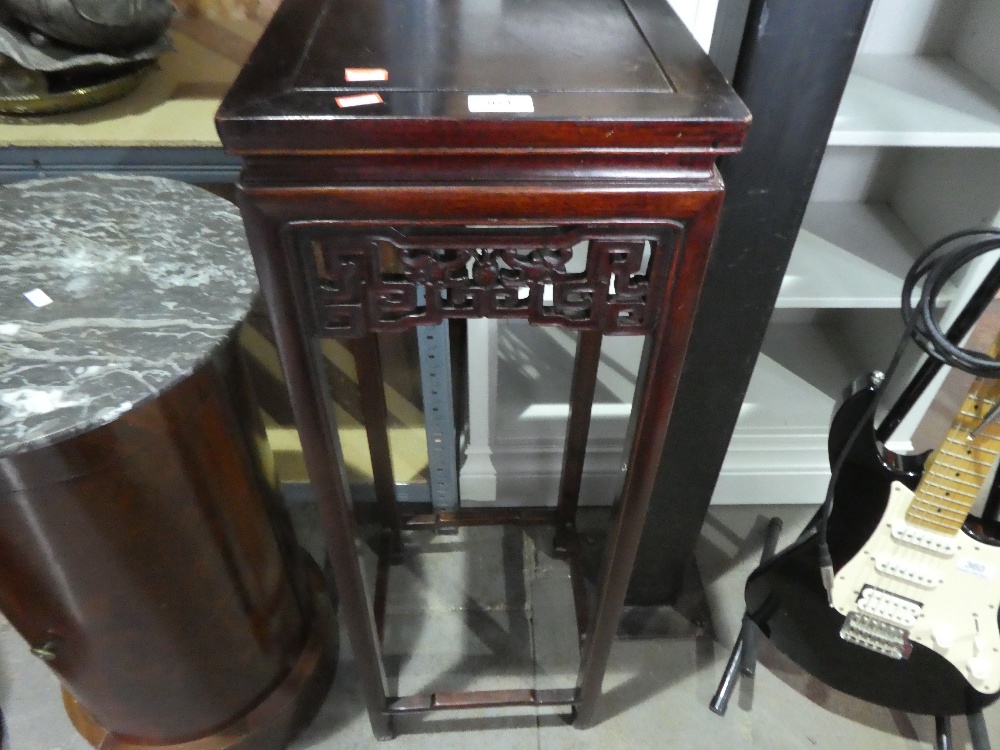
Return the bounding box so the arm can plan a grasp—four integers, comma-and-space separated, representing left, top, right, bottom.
908, 377, 1000, 534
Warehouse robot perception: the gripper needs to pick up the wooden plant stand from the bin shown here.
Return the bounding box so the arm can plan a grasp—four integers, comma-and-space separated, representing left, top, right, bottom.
217, 0, 749, 736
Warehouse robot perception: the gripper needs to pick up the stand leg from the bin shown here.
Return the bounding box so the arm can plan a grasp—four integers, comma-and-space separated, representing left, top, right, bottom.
738, 616, 758, 678
760, 517, 784, 563
555, 330, 603, 550
936, 715, 952, 750
739, 517, 782, 679
241, 207, 394, 739
710, 626, 747, 715
350, 335, 403, 558
710, 516, 783, 715
574, 229, 725, 728
969, 710, 992, 750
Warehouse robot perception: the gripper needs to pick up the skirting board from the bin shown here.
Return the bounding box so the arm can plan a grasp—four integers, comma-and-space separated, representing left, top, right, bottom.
456, 437, 916, 507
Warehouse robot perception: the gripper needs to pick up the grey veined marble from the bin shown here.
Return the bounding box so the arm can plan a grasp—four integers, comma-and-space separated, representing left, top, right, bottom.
0, 174, 258, 457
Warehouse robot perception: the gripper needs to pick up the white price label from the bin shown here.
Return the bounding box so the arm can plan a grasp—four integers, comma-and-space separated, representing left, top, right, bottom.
468, 94, 534, 113
23, 288, 53, 307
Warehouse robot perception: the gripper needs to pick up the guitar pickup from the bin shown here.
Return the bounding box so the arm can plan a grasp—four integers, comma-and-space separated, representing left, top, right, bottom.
840, 612, 913, 660
890, 521, 958, 556
856, 586, 923, 628
874, 556, 942, 589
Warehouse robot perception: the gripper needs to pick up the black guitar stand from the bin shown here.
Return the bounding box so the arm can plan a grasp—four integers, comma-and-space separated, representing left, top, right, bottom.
877, 258, 1000, 442
709, 518, 993, 749
937, 713, 992, 750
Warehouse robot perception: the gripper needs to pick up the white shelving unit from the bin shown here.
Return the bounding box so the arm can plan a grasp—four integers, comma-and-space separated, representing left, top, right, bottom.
459, 0, 1000, 507
715, 0, 1000, 504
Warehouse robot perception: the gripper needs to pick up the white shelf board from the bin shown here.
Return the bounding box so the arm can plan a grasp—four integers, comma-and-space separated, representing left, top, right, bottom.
779, 201, 944, 308
830, 55, 1000, 147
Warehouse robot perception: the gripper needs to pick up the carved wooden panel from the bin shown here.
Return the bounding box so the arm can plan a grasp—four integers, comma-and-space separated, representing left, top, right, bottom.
298, 225, 682, 337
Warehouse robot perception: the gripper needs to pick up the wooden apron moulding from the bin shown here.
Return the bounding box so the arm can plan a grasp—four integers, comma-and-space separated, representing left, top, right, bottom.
298, 224, 683, 337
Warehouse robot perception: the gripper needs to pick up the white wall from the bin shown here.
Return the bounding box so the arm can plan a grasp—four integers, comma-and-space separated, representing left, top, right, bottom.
666, 0, 719, 51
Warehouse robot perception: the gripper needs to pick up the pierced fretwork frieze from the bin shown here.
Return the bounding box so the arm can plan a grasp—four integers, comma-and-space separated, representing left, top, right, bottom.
298, 225, 682, 337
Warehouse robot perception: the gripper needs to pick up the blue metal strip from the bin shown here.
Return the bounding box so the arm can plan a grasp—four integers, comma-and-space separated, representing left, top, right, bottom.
417, 321, 459, 509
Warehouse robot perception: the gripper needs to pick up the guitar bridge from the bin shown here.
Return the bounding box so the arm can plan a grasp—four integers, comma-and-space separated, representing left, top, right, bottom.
839, 612, 913, 660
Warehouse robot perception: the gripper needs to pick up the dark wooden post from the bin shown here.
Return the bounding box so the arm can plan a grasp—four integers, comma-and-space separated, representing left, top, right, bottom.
628, 0, 875, 607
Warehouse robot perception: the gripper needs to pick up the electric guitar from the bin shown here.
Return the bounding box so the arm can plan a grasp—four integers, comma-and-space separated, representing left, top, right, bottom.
746, 369, 1000, 716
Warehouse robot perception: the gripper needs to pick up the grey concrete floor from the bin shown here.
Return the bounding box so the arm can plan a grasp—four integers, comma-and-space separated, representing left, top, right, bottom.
3, 503, 1000, 749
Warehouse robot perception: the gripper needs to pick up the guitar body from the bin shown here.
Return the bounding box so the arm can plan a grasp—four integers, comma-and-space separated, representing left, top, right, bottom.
746, 374, 1000, 716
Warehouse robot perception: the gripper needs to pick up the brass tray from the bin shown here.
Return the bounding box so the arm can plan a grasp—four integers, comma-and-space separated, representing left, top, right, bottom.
0, 64, 151, 116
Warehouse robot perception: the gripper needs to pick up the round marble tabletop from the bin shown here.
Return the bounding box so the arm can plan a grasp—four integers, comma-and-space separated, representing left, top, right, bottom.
0, 174, 258, 458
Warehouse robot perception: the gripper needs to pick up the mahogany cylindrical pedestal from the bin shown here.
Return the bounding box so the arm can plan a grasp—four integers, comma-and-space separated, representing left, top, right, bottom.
0, 175, 335, 749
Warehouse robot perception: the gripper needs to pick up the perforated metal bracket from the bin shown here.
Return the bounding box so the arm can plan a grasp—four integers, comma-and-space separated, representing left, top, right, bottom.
417, 320, 459, 510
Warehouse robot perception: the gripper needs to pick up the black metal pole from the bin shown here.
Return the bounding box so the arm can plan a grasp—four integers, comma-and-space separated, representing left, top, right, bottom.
626, 0, 874, 605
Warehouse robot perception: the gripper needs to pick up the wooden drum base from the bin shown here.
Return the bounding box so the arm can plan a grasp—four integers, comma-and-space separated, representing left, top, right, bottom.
63, 560, 337, 750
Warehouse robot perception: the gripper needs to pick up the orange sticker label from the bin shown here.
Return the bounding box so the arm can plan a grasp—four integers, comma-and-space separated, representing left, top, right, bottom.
335, 93, 384, 108
345, 68, 389, 82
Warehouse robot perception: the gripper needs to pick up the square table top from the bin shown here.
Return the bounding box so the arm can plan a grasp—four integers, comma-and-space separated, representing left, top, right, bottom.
216, 0, 749, 154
